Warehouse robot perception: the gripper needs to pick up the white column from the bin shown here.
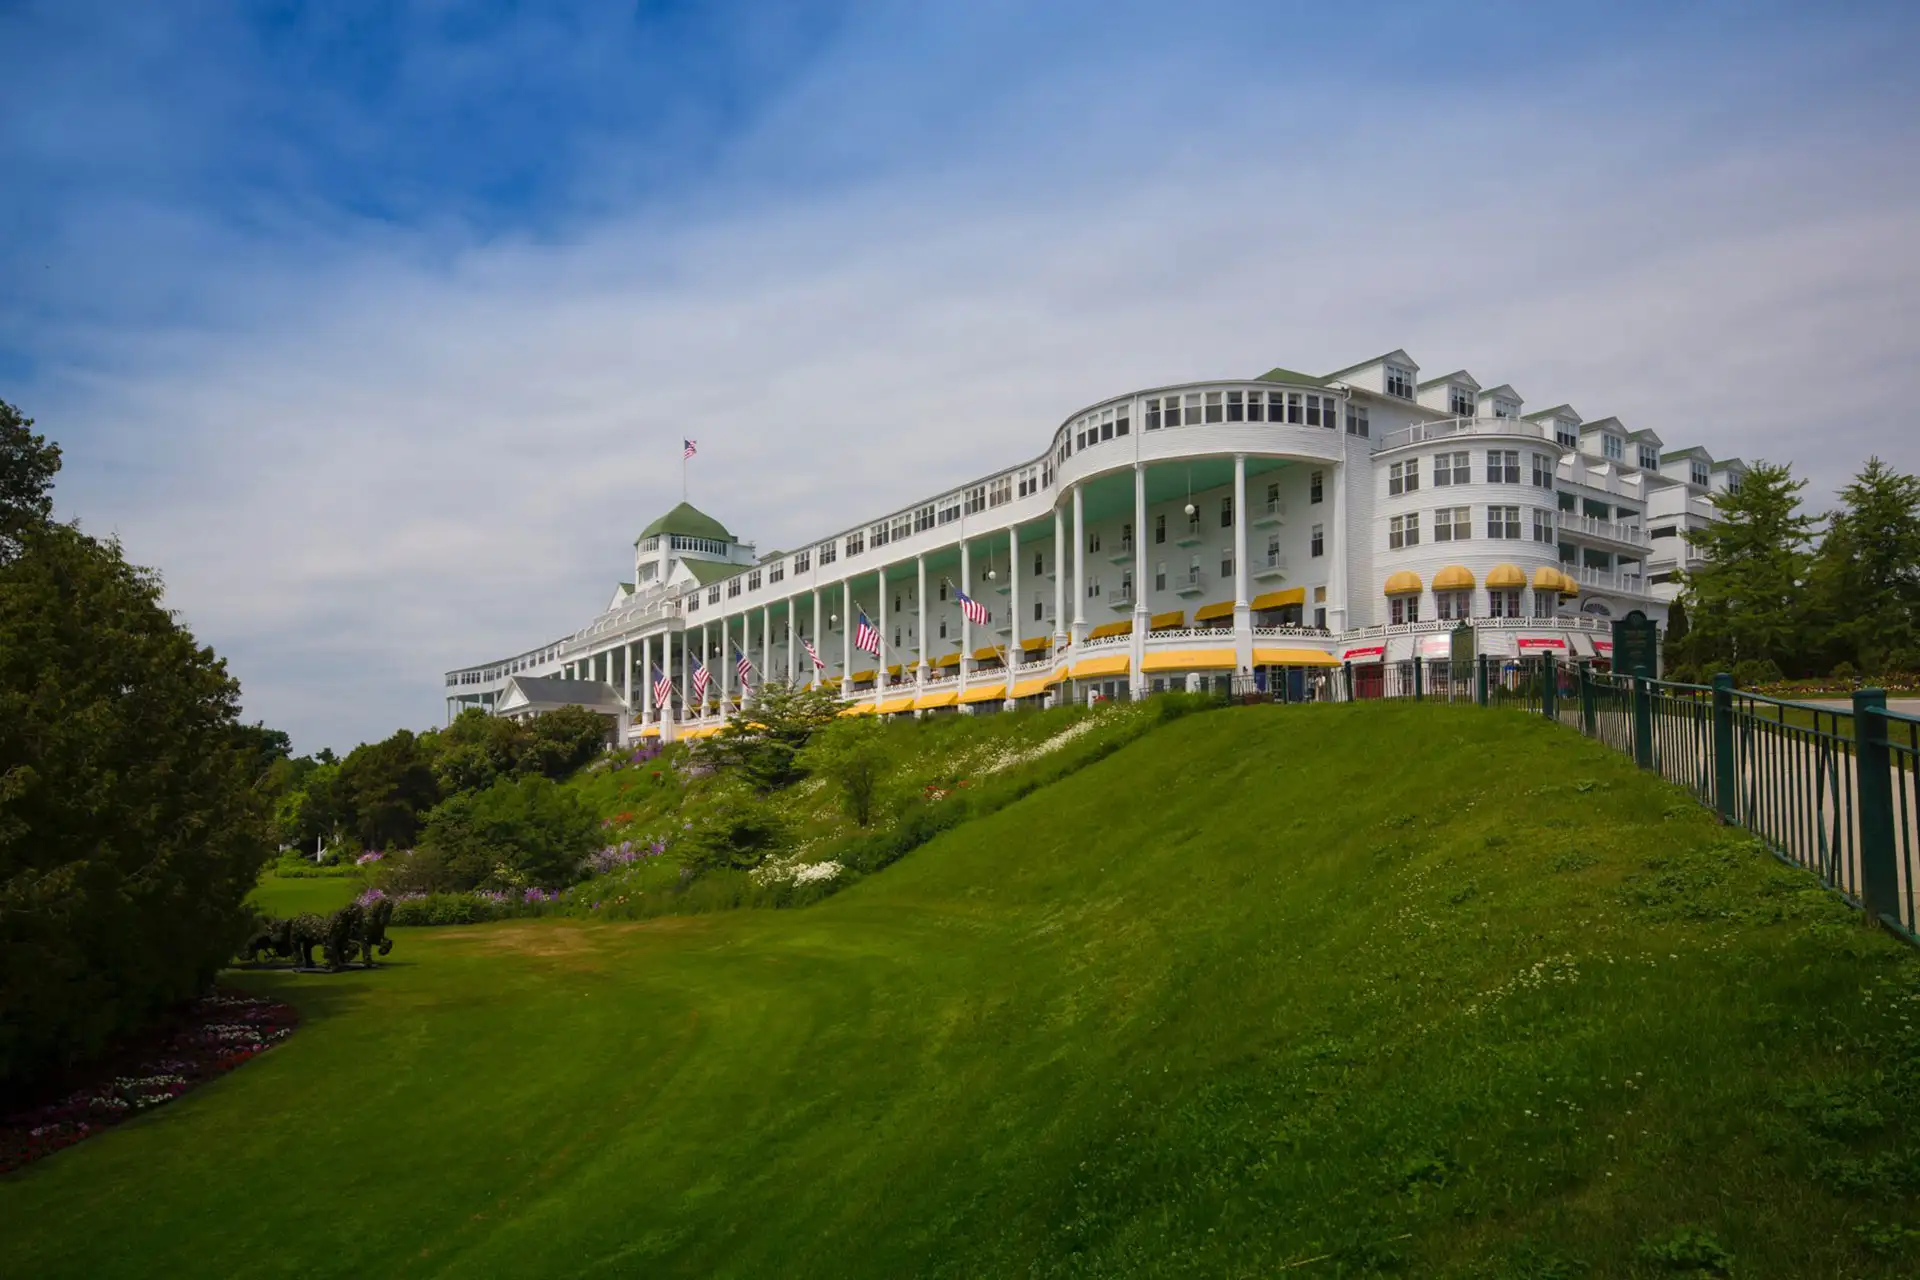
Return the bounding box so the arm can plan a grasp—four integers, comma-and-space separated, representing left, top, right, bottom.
702, 623, 712, 716
623, 640, 633, 712
1053, 505, 1067, 651
670, 627, 683, 721
812, 591, 824, 688
786, 599, 797, 684
1008, 526, 1022, 677
1233, 452, 1252, 674
959, 539, 972, 697
1133, 462, 1149, 696
761, 605, 771, 692
1071, 483, 1087, 645
916, 554, 929, 685
1329, 459, 1348, 633
875, 563, 889, 706
641, 634, 653, 722
718, 614, 731, 713
841, 578, 853, 699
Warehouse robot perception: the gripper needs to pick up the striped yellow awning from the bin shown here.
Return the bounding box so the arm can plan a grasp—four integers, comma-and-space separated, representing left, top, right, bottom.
1142, 648, 1238, 672
1384, 570, 1423, 595
1432, 565, 1474, 590
1253, 646, 1342, 668
1086, 620, 1132, 640
877, 695, 916, 715
914, 689, 959, 709
1250, 587, 1305, 610
1019, 635, 1052, 652
971, 645, 1003, 661
1008, 675, 1052, 699
934, 653, 963, 669
960, 682, 1007, 705
1193, 600, 1235, 623
1149, 609, 1185, 630
1069, 653, 1131, 679
1489, 563, 1528, 589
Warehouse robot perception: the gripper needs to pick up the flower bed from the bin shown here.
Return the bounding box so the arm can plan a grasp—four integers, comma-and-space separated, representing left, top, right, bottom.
1, 988, 297, 1175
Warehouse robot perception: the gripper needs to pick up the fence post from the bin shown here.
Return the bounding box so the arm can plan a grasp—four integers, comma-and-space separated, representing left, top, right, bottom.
1476, 653, 1488, 707
1579, 662, 1597, 737
1541, 650, 1557, 721
1343, 661, 1354, 702
1711, 673, 1736, 824
1413, 657, 1424, 701
1631, 673, 1653, 769
1854, 688, 1900, 928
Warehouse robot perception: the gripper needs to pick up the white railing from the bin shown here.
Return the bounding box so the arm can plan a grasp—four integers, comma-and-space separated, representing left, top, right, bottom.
1377, 416, 1553, 451
1174, 568, 1208, 592
1078, 632, 1130, 651
1559, 513, 1649, 547
922, 671, 959, 689
1347, 614, 1610, 641
1252, 624, 1333, 638
1014, 655, 1057, 674
1575, 566, 1651, 596
1147, 627, 1231, 643
1257, 552, 1288, 572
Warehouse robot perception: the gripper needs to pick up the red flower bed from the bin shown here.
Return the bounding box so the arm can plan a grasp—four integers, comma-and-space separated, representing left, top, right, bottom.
1, 988, 298, 1175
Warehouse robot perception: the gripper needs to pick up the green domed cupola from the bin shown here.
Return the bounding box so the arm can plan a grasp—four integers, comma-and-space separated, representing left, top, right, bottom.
636, 502, 734, 545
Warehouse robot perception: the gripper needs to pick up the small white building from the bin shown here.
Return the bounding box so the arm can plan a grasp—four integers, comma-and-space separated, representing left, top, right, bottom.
445, 348, 1732, 734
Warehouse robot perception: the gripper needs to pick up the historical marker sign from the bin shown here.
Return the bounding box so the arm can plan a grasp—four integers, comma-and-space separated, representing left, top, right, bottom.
1450, 622, 1476, 667
1612, 609, 1659, 677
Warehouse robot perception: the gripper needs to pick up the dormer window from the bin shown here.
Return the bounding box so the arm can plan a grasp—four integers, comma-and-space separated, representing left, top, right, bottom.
1448, 385, 1475, 417
1492, 399, 1519, 420
1724, 472, 1743, 495
1690, 461, 1709, 487
1385, 365, 1415, 399
1602, 435, 1624, 462
1556, 423, 1578, 449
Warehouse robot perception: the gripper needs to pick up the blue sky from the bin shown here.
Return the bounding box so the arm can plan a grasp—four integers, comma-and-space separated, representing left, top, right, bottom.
4, 0, 1918, 752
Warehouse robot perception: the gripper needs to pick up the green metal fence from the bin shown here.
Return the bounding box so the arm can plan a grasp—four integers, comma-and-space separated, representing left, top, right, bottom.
1353, 655, 1917, 948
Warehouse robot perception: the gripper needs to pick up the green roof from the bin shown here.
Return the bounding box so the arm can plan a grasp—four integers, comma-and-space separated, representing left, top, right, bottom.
1253, 366, 1327, 386
682, 559, 744, 586
1521, 404, 1576, 421
637, 502, 733, 544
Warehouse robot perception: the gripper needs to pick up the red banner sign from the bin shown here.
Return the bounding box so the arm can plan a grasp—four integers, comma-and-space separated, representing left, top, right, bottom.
1517, 636, 1568, 651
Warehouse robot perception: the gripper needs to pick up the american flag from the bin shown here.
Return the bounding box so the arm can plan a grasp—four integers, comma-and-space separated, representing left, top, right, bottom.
957, 586, 990, 626
853, 610, 881, 656
651, 664, 673, 706
691, 657, 710, 702
683, 439, 698, 459
735, 648, 753, 686
803, 636, 825, 670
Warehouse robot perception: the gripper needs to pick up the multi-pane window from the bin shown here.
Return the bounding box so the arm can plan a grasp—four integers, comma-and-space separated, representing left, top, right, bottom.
1533, 509, 1556, 543
1390, 595, 1420, 624
686, 593, 700, 612
1115, 404, 1130, 435
708, 586, 721, 604
1183, 393, 1202, 425
964, 485, 986, 515
1304, 393, 1334, 427
1016, 467, 1039, 499
1385, 365, 1415, 399
1033, 599, 1044, 621
1347, 405, 1370, 436
845, 530, 865, 556
1531, 452, 1555, 488
1433, 506, 1471, 542
1087, 529, 1101, 553
1433, 452, 1470, 486
937, 498, 960, 524
727, 578, 742, 599
1389, 513, 1420, 549
1533, 591, 1557, 618
1602, 434, 1624, 461
819, 541, 837, 566
1556, 426, 1578, 448
1389, 460, 1420, 495
1145, 397, 1163, 430
1487, 450, 1521, 483
1725, 472, 1742, 494
1486, 505, 1522, 539
871, 521, 890, 548
1226, 390, 1246, 421
1488, 589, 1523, 618
1491, 399, 1519, 420
747, 569, 762, 590
1690, 461, 1710, 487
1205, 392, 1224, 423
793, 550, 810, 573
1310, 470, 1324, 504
1311, 523, 1324, 557
1268, 391, 1288, 421
1448, 385, 1475, 417
1221, 495, 1234, 528
1155, 514, 1166, 544
1638, 445, 1660, 470
892, 514, 912, 542
1435, 590, 1472, 620
1220, 550, 1234, 578
989, 476, 1012, 507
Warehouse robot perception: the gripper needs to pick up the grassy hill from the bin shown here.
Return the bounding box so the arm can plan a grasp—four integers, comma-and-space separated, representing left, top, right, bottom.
4, 702, 1919, 1277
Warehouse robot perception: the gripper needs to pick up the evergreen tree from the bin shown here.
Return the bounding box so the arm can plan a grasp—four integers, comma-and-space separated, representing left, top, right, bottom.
1807, 457, 1920, 675
1675, 461, 1815, 674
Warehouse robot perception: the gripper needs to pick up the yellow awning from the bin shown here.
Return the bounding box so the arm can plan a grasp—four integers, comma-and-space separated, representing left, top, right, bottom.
1250, 587, 1306, 611
1558, 570, 1580, 597
1253, 646, 1343, 668
885, 663, 903, 676
971, 645, 1003, 661
1008, 675, 1053, 699
877, 695, 917, 715
913, 689, 959, 709
639, 725, 661, 738
1069, 653, 1131, 679
818, 676, 842, 688
850, 669, 876, 682
934, 653, 962, 668
1142, 648, 1238, 673
1193, 600, 1235, 623
1384, 570, 1423, 595
1019, 635, 1052, 652
1489, 563, 1528, 589
960, 682, 1007, 704
1086, 620, 1132, 640
1530, 565, 1562, 591
1046, 666, 1069, 687
1149, 609, 1185, 631
837, 702, 875, 717
1432, 565, 1474, 590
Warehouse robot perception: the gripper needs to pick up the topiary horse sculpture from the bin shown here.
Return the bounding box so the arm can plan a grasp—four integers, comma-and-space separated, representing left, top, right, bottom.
288, 902, 365, 971
241, 900, 393, 971
239, 915, 295, 965
354, 898, 395, 967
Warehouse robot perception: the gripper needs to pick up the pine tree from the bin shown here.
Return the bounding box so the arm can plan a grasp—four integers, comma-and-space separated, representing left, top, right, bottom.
1676, 461, 1815, 674
1808, 457, 1920, 675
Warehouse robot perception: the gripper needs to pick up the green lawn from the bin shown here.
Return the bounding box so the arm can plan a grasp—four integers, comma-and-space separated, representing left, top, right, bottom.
5, 703, 1919, 1277
246, 872, 362, 918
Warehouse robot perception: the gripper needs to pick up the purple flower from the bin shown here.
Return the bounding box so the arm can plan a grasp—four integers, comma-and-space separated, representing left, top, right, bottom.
354, 887, 386, 907
355, 851, 384, 865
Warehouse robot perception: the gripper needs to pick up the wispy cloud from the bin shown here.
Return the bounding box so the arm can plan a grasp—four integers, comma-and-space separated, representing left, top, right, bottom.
6, 2, 1919, 751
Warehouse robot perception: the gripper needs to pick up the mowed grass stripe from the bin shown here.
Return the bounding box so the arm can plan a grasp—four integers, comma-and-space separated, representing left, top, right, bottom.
3, 703, 1916, 1277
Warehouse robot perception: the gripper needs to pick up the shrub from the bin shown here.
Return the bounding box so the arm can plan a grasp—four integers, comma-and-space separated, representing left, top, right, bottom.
1731, 657, 1784, 688
801, 717, 890, 827
399, 775, 599, 893
679, 794, 784, 875
1830, 660, 1858, 683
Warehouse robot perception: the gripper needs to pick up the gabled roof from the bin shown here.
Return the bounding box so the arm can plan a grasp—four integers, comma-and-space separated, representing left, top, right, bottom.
680, 558, 744, 586
1477, 383, 1522, 402
1712, 457, 1748, 472
637, 502, 733, 544
1254, 366, 1328, 385
1659, 445, 1713, 462
1324, 348, 1418, 380
496, 676, 625, 714
1580, 416, 1626, 435
1417, 370, 1479, 391
1522, 403, 1582, 422
1627, 428, 1665, 445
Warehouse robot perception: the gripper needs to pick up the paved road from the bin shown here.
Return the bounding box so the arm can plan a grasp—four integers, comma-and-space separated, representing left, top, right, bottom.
1804, 698, 1920, 716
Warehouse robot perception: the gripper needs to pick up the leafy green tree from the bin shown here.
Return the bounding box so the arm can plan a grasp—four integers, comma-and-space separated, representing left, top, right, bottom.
335, 729, 440, 850
405, 775, 600, 891
1, 519, 272, 1087
1, 397, 61, 556
695, 681, 845, 793
1675, 462, 1815, 674
801, 716, 891, 826
1807, 457, 1920, 674
276, 761, 341, 850
431, 707, 529, 794
515, 704, 612, 781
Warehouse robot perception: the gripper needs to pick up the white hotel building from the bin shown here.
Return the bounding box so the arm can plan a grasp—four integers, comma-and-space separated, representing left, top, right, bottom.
445, 349, 1745, 736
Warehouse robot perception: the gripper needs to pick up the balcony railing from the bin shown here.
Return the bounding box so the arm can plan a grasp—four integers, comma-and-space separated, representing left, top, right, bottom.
1377, 415, 1553, 451
1253, 552, 1288, 579
1558, 513, 1649, 547
1573, 566, 1652, 596
1173, 568, 1208, 597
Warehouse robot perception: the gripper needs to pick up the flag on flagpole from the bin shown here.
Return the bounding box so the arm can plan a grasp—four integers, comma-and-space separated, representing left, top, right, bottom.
683, 439, 698, 459
651, 664, 673, 706
734, 647, 753, 687
853, 610, 881, 656
691, 656, 710, 703
802, 636, 825, 670
957, 586, 990, 626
